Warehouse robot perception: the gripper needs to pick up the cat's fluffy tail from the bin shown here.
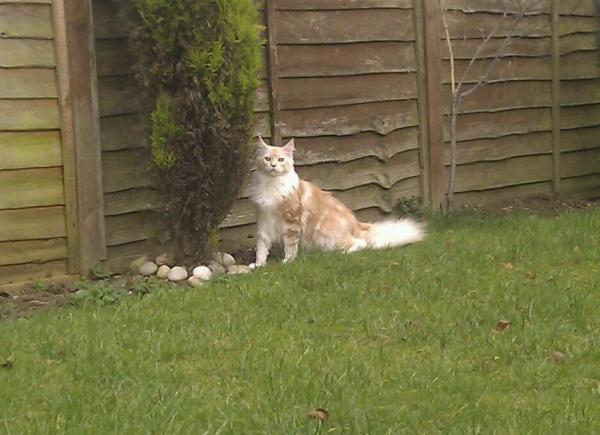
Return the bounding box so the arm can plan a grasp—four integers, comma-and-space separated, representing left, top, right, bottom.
363, 218, 425, 249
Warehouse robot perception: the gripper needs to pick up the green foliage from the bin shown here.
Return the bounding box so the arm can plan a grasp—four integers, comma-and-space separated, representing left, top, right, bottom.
150, 94, 180, 169
394, 195, 425, 218
128, 0, 262, 263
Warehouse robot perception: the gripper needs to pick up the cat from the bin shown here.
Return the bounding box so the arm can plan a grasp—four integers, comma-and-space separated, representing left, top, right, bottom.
247, 136, 425, 267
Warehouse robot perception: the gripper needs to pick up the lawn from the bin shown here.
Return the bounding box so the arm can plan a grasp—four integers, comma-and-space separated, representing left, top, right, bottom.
1, 209, 599, 434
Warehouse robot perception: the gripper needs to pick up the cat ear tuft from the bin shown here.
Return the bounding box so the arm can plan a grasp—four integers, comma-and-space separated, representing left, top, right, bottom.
282, 138, 295, 157
257, 135, 269, 149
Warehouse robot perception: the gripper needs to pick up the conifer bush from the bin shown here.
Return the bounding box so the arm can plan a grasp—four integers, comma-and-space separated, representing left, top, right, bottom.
128, 0, 262, 262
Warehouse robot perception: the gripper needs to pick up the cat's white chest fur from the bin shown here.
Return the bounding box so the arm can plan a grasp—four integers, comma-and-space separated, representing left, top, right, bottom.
249, 171, 299, 208
249, 171, 299, 242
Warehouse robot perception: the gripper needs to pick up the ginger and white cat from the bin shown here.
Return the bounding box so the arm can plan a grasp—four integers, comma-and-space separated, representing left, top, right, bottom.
248, 136, 425, 267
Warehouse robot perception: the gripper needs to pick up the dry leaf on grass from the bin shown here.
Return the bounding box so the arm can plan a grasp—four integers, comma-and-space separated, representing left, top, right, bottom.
493, 320, 512, 333
526, 271, 537, 280
502, 262, 514, 270
550, 351, 566, 362
308, 408, 330, 421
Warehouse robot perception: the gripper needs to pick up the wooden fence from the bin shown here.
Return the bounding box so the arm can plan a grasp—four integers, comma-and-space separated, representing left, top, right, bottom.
1, 0, 599, 285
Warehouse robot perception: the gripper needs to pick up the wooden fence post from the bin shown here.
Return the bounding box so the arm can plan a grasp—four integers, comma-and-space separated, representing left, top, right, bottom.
265, 0, 282, 146
54, 0, 107, 275
420, 0, 445, 212
551, 0, 561, 195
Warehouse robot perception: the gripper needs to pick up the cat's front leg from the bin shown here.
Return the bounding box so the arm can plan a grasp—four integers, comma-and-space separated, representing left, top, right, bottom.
282, 226, 300, 263
255, 233, 271, 267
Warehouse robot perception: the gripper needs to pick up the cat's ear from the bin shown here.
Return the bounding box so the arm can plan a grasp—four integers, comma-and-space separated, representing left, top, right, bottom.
256, 135, 269, 151
282, 138, 295, 158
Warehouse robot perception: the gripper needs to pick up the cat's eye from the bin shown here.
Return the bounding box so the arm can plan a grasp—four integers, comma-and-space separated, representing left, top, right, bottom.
264, 156, 271, 161
278, 158, 285, 162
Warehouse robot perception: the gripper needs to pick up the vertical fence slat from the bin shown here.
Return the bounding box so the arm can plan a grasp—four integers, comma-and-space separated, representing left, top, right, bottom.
52, 0, 80, 274
62, 0, 107, 273
414, 0, 431, 207
421, 0, 445, 211
551, 0, 561, 195
266, 0, 282, 146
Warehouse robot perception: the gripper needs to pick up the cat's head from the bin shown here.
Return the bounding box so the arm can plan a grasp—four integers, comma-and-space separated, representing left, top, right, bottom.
255, 136, 295, 177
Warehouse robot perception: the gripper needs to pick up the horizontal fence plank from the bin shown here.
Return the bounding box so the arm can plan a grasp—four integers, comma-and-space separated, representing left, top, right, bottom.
560, 32, 598, 55
561, 79, 600, 106
559, 0, 599, 16
279, 73, 417, 109
93, 0, 127, 39
0, 4, 53, 38
441, 37, 552, 59
560, 52, 600, 79
98, 76, 151, 117
442, 57, 552, 83
444, 10, 551, 38
444, 108, 552, 141
559, 15, 599, 35
100, 114, 150, 151
281, 100, 418, 137
0, 0, 52, 3
0, 260, 68, 286
561, 147, 600, 178
296, 149, 420, 191
0, 68, 57, 98
293, 127, 419, 165
0, 238, 67, 267
106, 239, 158, 261
561, 125, 600, 152
0, 167, 64, 209
0, 206, 66, 242
453, 181, 553, 207
560, 104, 600, 129
276, 9, 414, 44
0, 98, 60, 130
561, 174, 600, 199
442, 80, 552, 114
0, 131, 62, 170
0, 39, 55, 67
278, 42, 417, 77
277, 0, 413, 9
452, 154, 553, 192
444, 132, 552, 165
443, 0, 550, 14
105, 212, 154, 247
102, 149, 152, 193
104, 188, 160, 216
95, 38, 133, 77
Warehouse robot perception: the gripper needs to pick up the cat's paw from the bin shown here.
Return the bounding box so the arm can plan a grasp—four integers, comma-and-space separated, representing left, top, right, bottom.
249, 263, 257, 270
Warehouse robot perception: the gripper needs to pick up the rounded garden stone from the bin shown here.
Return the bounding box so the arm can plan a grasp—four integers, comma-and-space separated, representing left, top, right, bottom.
187, 277, 204, 288
155, 253, 175, 266
208, 262, 226, 275
167, 266, 188, 282
139, 261, 158, 276
192, 265, 212, 281
213, 252, 236, 267
156, 265, 171, 279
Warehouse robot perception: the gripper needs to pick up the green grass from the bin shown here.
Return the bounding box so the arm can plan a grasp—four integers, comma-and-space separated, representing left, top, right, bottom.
1, 210, 599, 434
